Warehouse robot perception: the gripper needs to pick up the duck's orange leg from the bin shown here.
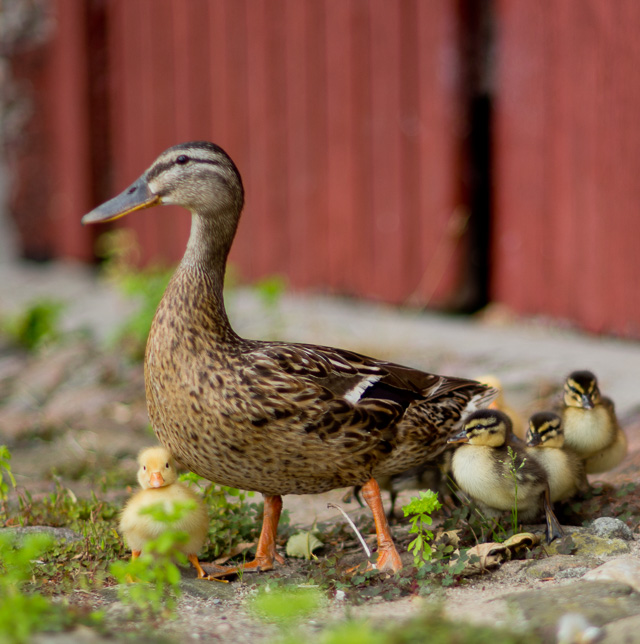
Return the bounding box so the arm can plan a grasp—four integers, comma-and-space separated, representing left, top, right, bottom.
361, 478, 403, 573
203, 494, 285, 577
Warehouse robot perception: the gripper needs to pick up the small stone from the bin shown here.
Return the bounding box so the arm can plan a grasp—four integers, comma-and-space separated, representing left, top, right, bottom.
584, 558, 640, 593
590, 517, 634, 541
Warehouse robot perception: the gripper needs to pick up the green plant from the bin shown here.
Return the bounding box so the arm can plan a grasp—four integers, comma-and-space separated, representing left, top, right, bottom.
0, 532, 67, 643
500, 446, 526, 534
402, 490, 442, 568
109, 500, 195, 616
2, 299, 65, 351
180, 473, 286, 560
0, 446, 16, 522
251, 584, 323, 626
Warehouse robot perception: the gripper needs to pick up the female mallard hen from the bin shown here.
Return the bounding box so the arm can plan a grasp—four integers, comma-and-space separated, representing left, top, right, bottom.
82, 141, 496, 575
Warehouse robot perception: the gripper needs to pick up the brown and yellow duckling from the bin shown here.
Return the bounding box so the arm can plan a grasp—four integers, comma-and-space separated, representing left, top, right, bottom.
449, 409, 563, 543
120, 446, 220, 580
525, 412, 588, 502
561, 370, 627, 474
83, 141, 497, 575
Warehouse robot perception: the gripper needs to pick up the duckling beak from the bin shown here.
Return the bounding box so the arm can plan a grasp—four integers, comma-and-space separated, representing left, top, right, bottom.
149, 472, 164, 488
526, 432, 542, 447
81, 175, 161, 224
447, 429, 470, 444
581, 394, 594, 410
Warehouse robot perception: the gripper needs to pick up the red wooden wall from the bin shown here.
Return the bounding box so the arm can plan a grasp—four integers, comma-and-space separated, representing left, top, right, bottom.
7, 0, 640, 337
99, 0, 468, 307
493, 0, 640, 337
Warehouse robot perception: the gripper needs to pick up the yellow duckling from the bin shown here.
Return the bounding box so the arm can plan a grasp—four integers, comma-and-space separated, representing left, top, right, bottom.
561, 370, 627, 474
525, 412, 588, 502
120, 446, 217, 581
449, 409, 563, 543
477, 374, 525, 439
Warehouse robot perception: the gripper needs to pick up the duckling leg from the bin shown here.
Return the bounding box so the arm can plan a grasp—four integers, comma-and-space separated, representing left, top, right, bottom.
188, 554, 229, 583
204, 494, 285, 577
542, 488, 564, 543
361, 478, 403, 573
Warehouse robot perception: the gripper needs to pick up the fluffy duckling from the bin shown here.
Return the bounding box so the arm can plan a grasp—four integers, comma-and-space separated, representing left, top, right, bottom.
561, 370, 627, 474
120, 446, 217, 580
525, 412, 588, 502
449, 409, 563, 543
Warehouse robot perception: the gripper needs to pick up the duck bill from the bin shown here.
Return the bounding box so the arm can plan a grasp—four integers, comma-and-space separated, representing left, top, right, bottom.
447, 429, 469, 445
581, 395, 594, 410
149, 472, 164, 488
81, 175, 160, 224
526, 433, 542, 447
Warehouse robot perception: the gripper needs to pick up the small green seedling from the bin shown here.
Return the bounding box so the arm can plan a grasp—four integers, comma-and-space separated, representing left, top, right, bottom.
402, 490, 442, 568
500, 446, 526, 535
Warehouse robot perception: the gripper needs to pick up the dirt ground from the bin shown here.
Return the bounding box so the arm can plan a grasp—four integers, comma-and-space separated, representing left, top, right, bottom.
2, 266, 640, 642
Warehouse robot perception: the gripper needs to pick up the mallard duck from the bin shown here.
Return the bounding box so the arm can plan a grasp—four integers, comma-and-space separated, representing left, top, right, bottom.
448, 409, 563, 542
561, 370, 627, 474
525, 412, 588, 502
120, 446, 219, 580
83, 141, 497, 575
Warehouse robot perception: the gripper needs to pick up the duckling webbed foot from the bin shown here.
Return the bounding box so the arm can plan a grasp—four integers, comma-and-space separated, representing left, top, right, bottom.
361, 478, 403, 573
543, 488, 564, 544
203, 494, 285, 578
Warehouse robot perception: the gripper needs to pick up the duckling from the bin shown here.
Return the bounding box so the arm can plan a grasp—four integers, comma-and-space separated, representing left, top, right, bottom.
449, 409, 563, 543
120, 446, 218, 581
525, 412, 588, 502
561, 370, 627, 474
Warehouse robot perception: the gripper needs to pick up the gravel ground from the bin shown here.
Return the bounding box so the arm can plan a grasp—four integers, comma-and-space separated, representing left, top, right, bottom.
2, 258, 640, 643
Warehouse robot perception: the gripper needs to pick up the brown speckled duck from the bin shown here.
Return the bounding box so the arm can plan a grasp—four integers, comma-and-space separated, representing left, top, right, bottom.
82, 141, 497, 575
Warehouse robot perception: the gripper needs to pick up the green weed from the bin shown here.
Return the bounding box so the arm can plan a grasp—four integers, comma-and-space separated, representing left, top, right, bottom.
0, 531, 68, 643
2, 299, 65, 351
402, 490, 442, 568
0, 446, 16, 522
500, 446, 526, 535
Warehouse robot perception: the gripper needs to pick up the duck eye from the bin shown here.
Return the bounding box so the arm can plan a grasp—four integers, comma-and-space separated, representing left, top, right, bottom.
143, 466, 146, 470
165, 462, 169, 468
176, 155, 189, 165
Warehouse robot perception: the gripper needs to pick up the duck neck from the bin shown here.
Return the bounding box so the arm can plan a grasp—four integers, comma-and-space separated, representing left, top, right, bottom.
173, 210, 240, 341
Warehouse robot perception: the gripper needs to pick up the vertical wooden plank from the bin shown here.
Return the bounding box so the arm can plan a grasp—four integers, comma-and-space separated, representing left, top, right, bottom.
284, 0, 320, 289
412, 0, 464, 306
217, 0, 253, 275
48, 0, 93, 260
368, 0, 404, 301
325, 0, 358, 292
492, 0, 548, 314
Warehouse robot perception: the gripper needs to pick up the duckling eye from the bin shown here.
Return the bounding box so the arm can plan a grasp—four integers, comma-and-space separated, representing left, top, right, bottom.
143, 466, 146, 471
165, 462, 169, 468
176, 155, 189, 165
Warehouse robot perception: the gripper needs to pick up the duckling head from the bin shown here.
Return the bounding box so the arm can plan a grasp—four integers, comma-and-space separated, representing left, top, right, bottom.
82, 141, 244, 227
447, 409, 512, 447
526, 412, 565, 448
563, 370, 601, 409
137, 446, 178, 490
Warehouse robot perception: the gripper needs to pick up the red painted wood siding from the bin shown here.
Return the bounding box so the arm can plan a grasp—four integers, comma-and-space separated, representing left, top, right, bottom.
493, 0, 640, 337
101, 0, 468, 307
